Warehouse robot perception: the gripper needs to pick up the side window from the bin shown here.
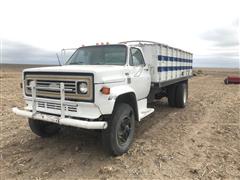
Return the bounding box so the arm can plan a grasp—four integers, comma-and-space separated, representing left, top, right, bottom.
129, 48, 145, 66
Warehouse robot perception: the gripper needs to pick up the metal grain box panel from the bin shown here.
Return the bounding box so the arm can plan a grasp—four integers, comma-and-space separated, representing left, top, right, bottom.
137, 43, 193, 83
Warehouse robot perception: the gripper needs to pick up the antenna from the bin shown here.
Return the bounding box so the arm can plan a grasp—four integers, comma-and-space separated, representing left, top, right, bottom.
56, 53, 62, 66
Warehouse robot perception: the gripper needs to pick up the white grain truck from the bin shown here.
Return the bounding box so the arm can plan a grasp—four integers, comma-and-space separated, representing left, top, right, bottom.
12, 40, 193, 155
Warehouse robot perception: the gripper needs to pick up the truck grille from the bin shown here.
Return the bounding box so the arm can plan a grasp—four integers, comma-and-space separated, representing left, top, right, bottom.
24, 72, 94, 102
37, 101, 77, 112
36, 80, 76, 93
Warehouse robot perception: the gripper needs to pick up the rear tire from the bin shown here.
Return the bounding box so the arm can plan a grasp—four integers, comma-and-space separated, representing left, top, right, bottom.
167, 85, 177, 107
175, 82, 188, 108
28, 119, 61, 138
102, 103, 135, 156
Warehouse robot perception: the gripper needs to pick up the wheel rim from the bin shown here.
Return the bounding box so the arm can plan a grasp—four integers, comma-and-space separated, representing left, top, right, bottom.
117, 111, 133, 146
183, 86, 187, 104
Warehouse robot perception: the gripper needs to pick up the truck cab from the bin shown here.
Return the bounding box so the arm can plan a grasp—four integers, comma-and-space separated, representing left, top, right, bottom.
12, 41, 192, 155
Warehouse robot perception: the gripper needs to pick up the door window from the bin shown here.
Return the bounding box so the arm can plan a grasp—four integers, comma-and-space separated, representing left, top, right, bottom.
129, 48, 145, 66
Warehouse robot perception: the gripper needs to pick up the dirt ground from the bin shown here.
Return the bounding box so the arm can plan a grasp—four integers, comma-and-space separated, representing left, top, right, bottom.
0, 65, 239, 179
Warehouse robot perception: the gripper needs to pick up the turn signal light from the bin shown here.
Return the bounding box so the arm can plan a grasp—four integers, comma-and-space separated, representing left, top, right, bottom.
100, 87, 110, 95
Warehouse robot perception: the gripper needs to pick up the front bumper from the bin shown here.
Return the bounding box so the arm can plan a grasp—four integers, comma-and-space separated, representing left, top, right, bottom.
12, 81, 108, 130
12, 107, 108, 129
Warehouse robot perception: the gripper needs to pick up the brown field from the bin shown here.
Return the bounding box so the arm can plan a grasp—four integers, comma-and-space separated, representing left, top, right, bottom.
0, 64, 240, 179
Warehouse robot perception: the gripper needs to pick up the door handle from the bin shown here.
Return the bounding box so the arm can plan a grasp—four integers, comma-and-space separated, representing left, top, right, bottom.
144, 68, 149, 71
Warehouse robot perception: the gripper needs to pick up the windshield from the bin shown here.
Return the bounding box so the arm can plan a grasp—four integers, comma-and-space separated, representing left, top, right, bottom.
65, 45, 127, 65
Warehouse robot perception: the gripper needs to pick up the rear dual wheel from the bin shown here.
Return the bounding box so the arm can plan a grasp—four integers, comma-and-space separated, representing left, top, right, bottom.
175, 82, 188, 108
167, 85, 176, 107
167, 81, 188, 108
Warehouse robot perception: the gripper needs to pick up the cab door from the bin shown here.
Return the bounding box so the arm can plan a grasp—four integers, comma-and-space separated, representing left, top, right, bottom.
128, 47, 151, 100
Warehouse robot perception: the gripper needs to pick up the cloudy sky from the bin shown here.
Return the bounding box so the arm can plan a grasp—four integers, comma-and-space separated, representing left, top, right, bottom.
0, 0, 239, 67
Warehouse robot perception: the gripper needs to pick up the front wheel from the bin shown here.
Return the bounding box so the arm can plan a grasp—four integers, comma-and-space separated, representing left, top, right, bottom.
28, 119, 61, 138
102, 103, 135, 156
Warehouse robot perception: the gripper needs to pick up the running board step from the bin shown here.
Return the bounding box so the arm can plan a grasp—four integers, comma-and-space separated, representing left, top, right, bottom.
139, 108, 154, 120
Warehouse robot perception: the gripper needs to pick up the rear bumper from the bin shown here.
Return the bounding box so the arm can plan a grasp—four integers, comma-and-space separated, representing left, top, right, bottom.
12, 107, 108, 129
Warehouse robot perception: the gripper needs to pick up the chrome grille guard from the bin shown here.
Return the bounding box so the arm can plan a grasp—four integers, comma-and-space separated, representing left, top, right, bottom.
12, 80, 107, 129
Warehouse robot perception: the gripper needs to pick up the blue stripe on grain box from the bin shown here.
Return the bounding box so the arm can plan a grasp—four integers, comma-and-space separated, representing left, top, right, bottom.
158, 55, 193, 63
158, 66, 192, 72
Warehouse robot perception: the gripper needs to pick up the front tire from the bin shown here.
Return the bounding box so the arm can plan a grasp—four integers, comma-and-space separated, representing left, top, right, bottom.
102, 103, 135, 156
28, 119, 61, 138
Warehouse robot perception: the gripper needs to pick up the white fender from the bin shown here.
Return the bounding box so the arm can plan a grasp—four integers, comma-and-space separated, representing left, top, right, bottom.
109, 85, 136, 100
95, 84, 137, 115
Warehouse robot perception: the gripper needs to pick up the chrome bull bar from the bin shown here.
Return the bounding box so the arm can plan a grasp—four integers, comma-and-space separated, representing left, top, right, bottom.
12, 81, 108, 129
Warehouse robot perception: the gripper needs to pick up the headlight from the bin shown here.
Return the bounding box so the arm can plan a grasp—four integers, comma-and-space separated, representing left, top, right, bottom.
77, 82, 88, 94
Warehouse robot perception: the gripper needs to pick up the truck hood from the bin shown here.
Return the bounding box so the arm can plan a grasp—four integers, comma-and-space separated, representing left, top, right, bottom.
23, 65, 127, 84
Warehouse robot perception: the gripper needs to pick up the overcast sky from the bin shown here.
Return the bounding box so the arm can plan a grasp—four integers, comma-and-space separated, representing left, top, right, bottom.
0, 0, 239, 67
